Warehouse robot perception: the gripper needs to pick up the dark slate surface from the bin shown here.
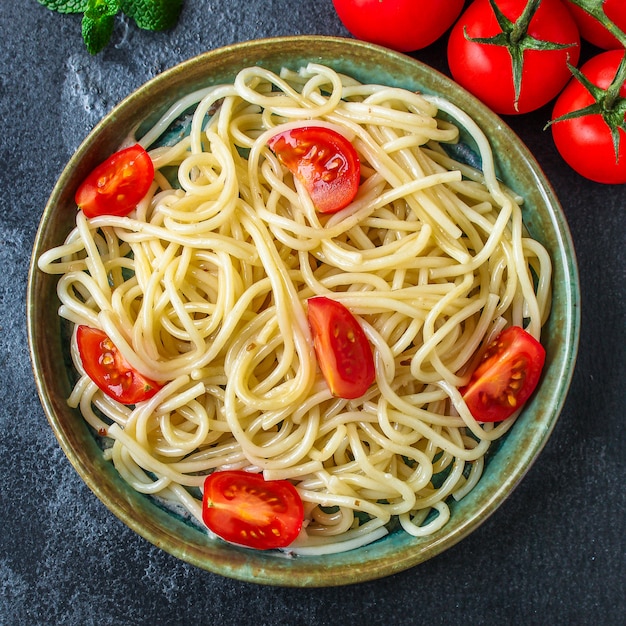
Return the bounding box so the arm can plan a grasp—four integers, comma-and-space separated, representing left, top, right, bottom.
1, 2, 625, 625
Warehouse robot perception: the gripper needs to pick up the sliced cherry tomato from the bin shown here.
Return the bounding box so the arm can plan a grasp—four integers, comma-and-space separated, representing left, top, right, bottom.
332, 0, 465, 52
307, 296, 375, 399
460, 326, 546, 422
550, 50, 626, 184
76, 325, 162, 404
202, 470, 304, 550
75, 144, 154, 218
447, 0, 580, 115
566, 0, 626, 50
267, 125, 360, 214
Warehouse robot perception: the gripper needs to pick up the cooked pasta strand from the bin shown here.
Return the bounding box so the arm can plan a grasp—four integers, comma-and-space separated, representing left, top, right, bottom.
38, 64, 551, 553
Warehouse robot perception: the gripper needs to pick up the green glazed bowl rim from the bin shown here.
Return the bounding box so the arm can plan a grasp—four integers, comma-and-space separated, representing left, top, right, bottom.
27, 35, 580, 587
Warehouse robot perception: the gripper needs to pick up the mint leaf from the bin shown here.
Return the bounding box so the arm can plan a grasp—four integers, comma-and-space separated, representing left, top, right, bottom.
40, 0, 183, 54
81, 14, 114, 54
81, 0, 120, 54
121, 0, 183, 31
37, 0, 89, 13
84, 0, 120, 19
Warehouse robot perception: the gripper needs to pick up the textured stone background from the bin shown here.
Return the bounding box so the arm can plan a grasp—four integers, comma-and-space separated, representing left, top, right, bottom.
1, 2, 625, 624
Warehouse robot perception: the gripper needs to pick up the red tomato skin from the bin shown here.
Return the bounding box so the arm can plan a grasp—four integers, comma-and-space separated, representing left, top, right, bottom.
268, 126, 360, 214
202, 470, 304, 550
460, 326, 546, 423
447, 0, 580, 115
332, 0, 465, 52
75, 144, 154, 218
307, 296, 375, 400
566, 0, 626, 50
76, 325, 162, 404
551, 50, 626, 184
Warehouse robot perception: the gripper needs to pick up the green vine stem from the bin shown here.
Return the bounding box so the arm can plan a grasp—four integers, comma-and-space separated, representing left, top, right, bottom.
567, 0, 626, 48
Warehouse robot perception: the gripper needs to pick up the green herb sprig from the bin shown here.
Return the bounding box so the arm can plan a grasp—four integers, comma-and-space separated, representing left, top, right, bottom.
37, 0, 183, 54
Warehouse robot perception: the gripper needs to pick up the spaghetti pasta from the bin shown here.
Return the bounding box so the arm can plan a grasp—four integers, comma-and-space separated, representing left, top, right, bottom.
38, 63, 551, 554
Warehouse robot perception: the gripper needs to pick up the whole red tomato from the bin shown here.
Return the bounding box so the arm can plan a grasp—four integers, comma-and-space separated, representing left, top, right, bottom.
551, 50, 626, 184
447, 0, 581, 115
566, 0, 626, 50
332, 0, 465, 52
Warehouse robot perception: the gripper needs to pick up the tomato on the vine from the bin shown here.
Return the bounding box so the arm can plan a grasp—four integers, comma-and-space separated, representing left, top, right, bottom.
566, 0, 626, 50
550, 50, 626, 184
447, 0, 580, 115
268, 125, 360, 214
75, 144, 154, 218
460, 326, 546, 423
307, 296, 375, 399
76, 325, 162, 404
202, 470, 304, 550
331, 0, 465, 52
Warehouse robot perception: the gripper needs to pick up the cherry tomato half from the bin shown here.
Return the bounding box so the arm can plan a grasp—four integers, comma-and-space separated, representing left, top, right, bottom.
566, 0, 626, 50
460, 326, 546, 423
202, 470, 304, 550
332, 0, 465, 52
76, 325, 162, 404
447, 0, 580, 115
307, 296, 375, 399
75, 144, 154, 218
267, 125, 360, 214
551, 50, 626, 184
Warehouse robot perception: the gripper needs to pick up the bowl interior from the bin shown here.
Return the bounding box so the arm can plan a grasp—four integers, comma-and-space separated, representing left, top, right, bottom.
27, 36, 580, 587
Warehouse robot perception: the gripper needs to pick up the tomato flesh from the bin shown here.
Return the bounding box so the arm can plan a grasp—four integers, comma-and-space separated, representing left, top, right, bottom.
75, 144, 154, 218
202, 470, 304, 550
307, 296, 375, 399
460, 326, 546, 423
267, 126, 360, 214
76, 325, 162, 404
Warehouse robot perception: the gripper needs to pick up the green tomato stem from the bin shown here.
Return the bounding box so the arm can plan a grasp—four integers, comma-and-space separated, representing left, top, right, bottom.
603, 51, 626, 111
510, 0, 542, 44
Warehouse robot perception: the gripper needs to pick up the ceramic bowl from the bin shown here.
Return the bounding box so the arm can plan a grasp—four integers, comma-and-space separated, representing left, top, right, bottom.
27, 36, 580, 586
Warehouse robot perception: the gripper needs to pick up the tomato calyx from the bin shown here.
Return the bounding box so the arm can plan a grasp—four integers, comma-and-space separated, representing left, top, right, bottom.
464, 0, 578, 111
547, 52, 626, 164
